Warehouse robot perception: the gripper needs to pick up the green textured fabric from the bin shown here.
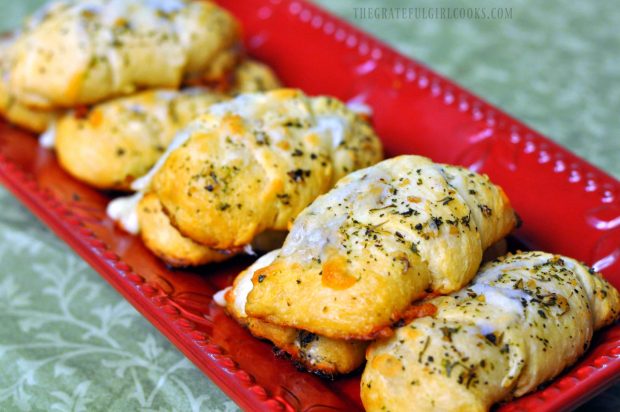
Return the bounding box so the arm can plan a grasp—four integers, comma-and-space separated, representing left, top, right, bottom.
0, 1, 618, 411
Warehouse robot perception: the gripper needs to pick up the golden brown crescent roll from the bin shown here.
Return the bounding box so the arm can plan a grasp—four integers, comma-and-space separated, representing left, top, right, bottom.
7, 0, 240, 109
149, 88, 383, 250
215, 250, 368, 375
0, 33, 60, 132
361, 251, 620, 412
245, 155, 517, 340
52, 59, 280, 191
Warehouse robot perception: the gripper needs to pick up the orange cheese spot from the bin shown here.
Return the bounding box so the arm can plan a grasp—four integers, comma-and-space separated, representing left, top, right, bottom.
373, 327, 395, 339
407, 195, 421, 203
222, 114, 245, 135
270, 178, 284, 194
252, 266, 271, 285
399, 178, 410, 187
272, 88, 300, 100
368, 184, 384, 197
276, 140, 290, 150
88, 109, 104, 127
73, 105, 89, 119
555, 295, 570, 315
403, 327, 422, 340
371, 354, 402, 377
114, 17, 128, 27
357, 113, 371, 122
66, 72, 84, 101
304, 133, 320, 146
322, 256, 356, 290
190, 132, 217, 150
142, 91, 159, 104
400, 302, 437, 323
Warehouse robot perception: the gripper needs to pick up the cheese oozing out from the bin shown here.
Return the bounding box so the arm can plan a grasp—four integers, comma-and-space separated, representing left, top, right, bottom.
214, 249, 279, 317
39, 121, 57, 148
106, 191, 143, 234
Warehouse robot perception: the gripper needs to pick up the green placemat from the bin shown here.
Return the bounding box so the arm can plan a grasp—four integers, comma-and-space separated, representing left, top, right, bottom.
0, 1, 617, 411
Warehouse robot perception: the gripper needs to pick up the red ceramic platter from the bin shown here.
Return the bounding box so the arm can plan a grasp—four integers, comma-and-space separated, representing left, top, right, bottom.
1, 0, 619, 410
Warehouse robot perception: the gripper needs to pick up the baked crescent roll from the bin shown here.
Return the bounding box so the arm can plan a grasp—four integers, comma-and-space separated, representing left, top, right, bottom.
8, 0, 240, 109
106, 89, 378, 266
0, 33, 60, 132
245, 155, 517, 340
214, 250, 368, 375
149, 88, 383, 250
52, 60, 280, 190
361, 251, 620, 412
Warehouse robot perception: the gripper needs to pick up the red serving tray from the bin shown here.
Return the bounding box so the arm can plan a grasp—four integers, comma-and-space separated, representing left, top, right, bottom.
1, 0, 619, 410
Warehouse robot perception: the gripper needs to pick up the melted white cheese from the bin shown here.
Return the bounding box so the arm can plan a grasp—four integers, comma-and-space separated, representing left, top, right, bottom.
207, 92, 265, 119
470, 283, 527, 317
106, 191, 143, 234
97, 0, 129, 25
145, 0, 185, 14
220, 249, 279, 317
130, 126, 193, 191
213, 287, 230, 307
280, 166, 390, 262
104, 38, 124, 89
312, 115, 347, 148
155, 89, 180, 101
346, 100, 373, 117
39, 122, 57, 148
